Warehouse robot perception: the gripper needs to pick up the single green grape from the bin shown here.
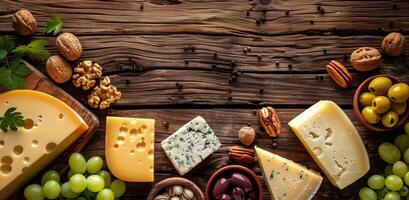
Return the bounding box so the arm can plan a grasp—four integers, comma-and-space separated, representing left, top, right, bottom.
97, 170, 112, 188
86, 156, 104, 174
399, 186, 409, 197
404, 172, 409, 185
405, 122, 409, 135
69, 153, 87, 174
376, 187, 389, 200
61, 182, 80, 199
359, 187, 377, 200
87, 175, 105, 192
393, 161, 408, 178
386, 175, 404, 191
40, 170, 60, 186
24, 184, 45, 200
69, 174, 87, 193
386, 165, 394, 177
384, 191, 401, 200
379, 143, 401, 164
96, 188, 115, 200
368, 175, 386, 190
42, 180, 61, 199
395, 135, 409, 153
109, 179, 126, 198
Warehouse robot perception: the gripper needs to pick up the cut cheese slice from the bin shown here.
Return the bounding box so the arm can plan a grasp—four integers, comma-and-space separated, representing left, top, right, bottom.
106, 116, 155, 182
0, 90, 88, 199
288, 100, 370, 189
255, 147, 322, 200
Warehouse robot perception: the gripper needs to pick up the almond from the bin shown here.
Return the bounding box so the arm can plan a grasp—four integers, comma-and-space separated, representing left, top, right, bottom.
326, 60, 353, 89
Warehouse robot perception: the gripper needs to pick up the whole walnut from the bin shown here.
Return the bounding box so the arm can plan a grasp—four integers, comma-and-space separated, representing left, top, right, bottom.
382, 32, 406, 56
56, 33, 82, 61
72, 60, 102, 90
350, 47, 382, 72
46, 55, 72, 84
12, 9, 37, 36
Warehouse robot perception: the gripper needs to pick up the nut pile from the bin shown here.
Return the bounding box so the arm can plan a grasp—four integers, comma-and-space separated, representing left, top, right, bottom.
88, 77, 122, 110
154, 185, 196, 200
72, 60, 103, 90
212, 173, 256, 200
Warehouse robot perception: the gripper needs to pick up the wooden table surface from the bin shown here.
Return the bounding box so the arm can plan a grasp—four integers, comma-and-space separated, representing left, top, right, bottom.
1, 0, 409, 199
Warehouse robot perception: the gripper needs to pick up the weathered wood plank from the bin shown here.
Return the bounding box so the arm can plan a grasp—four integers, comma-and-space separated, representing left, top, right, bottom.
0, 0, 408, 36
80, 108, 390, 200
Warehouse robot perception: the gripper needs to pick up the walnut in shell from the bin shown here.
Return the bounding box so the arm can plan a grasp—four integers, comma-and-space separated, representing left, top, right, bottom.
88, 77, 122, 110
382, 32, 406, 56
350, 47, 382, 72
56, 32, 82, 61
46, 55, 72, 84
72, 60, 102, 90
12, 9, 37, 36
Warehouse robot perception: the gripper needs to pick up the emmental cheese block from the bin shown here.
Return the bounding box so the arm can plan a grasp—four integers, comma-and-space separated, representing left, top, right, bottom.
0, 90, 88, 200
161, 116, 221, 175
106, 116, 155, 182
255, 147, 322, 200
288, 100, 370, 189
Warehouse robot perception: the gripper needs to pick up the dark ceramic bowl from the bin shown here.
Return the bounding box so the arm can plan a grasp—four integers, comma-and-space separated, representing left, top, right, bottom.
353, 74, 409, 132
205, 165, 263, 200
147, 177, 204, 200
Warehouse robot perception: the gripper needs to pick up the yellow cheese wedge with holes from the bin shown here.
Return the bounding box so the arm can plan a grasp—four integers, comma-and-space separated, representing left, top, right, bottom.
106, 116, 155, 182
0, 90, 88, 200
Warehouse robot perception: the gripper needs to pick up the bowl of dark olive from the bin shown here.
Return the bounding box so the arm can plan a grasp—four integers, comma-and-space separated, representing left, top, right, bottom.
353, 74, 409, 132
205, 165, 263, 200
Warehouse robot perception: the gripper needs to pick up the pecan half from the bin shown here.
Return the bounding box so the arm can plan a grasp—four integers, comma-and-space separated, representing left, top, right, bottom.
258, 107, 281, 137
326, 60, 353, 89
228, 146, 255, 164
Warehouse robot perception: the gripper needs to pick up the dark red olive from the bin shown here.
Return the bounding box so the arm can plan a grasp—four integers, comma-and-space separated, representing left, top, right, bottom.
230, 173, 253, 192
246, 192, 256, 200
213, 177, 231, 198
232, 187, 245, 200
218, 194, 233, 200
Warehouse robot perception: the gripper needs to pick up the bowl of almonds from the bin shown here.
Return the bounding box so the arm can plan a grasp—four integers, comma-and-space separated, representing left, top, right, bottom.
147, 177, 204, 200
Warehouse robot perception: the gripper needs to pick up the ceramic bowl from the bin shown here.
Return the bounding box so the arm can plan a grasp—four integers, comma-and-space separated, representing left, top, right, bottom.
353, 74, 409, 132
147, 177, 204, 200
205, 165, 263, 200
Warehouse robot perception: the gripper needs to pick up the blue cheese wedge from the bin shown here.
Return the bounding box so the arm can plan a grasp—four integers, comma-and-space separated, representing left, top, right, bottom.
161, 116, 221, 175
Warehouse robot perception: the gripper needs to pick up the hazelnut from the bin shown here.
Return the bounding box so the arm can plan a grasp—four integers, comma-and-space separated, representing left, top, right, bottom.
12, 9, 37, 36
56, 33, 82, 61
382, 32, 406, 56
46, 55, 72, 84
238, 126, 255, 146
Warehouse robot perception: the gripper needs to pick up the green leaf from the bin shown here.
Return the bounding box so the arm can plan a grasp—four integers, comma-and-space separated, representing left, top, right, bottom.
9, 56, 21, 68
0, 36, 15, 52
0, 63, 31, 90
0, 49, 6, 60
45, 14, 63, 35
13, 40, 50, 61
0, 107, 25, 132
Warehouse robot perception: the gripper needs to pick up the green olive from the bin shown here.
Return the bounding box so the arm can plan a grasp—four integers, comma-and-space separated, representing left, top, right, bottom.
381, 111, 399, 128
368, 77, 393, 96
392, 102, 407, 115
388, 83, 409, 103
362, 106, 381, 124
359, 92, 376, 107
372, 96, 391, 114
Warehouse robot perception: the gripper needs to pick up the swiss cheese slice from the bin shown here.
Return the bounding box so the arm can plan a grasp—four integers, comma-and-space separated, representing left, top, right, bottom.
288, 100, 370, 189
106, 116, 155, 182
255, 147, 322, 200
0, 90, 88, 199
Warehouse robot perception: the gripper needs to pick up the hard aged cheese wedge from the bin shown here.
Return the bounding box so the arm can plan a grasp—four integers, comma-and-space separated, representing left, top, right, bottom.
0, 90, 88, 200
106, 116, 155, 182
161, 116, 221, 175
255, 147, 322, 200
288, 100, 369, 189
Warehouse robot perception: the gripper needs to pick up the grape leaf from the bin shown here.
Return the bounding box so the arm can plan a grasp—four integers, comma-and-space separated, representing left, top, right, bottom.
0, 36, 15, 60
0, 107, 25, 132
45, 14, 63, 35
13, 40, 50, 61
0, 57, 31, 90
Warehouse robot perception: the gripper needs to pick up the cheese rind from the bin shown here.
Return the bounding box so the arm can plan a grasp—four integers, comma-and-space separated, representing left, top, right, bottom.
255, 147, 322, 200
105, 116, 155, 182
0, 90, 88, 200
288, 100, 370, 189
161, 116, 221, 175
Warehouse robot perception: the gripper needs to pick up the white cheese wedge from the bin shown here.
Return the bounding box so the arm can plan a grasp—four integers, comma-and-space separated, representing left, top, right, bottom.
0, 90, 88, 199
288, 100, 369, 189
255, 146, 322, 200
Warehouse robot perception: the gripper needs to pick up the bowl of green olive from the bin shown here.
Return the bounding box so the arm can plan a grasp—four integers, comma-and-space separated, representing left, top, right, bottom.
353, 74, 409, 132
